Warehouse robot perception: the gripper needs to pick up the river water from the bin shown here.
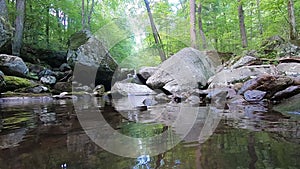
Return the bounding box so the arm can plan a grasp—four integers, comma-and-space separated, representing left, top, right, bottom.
0, 96, 299, 169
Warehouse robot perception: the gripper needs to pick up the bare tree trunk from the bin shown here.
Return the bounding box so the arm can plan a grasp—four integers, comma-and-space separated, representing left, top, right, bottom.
46, 6, 50, 47
288, 0, 297, 40
257, 0, 263, 35
12, 0, 26, 56
237, 0, 248, 48
144, 0, 166, 62
197, 3, 207, 49
81, 0, 85, 29
0, 0, 8, 20
189, 0, 197, 49
87, 0, 95, 30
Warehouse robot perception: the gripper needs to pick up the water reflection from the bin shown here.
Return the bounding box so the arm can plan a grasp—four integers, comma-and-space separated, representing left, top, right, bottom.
0, 96, 299, 169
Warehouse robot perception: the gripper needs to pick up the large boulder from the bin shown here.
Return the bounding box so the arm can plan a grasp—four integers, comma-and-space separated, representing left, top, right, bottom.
209, 65, 278, 88
0, 17, 13, 49
67, 30, 118, 90
0, 54, 29, 77
111, 82, 156, 97
137, 66, 158, 83
146, 48, 220, 93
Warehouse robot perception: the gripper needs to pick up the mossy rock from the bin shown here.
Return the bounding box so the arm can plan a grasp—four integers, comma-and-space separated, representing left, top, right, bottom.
68, 29, 92, 50
3, 76, 35, 92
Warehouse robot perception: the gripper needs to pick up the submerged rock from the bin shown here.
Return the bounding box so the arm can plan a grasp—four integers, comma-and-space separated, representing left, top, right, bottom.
0, 54, 29, 77
67, 30, 118, 90
147, 47, 220, 93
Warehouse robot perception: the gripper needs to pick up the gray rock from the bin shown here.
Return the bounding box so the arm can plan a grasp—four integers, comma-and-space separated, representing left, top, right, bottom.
27, 85, 49, 93
231, 55, 261, 69
238, 74, 293, 98
209, 65, 278, 88
154, 93, 170, 103
138, 67, 158, 81
40, 76, 56, 85
147, 48, 220, 93
0, 17, 13, 49
67, 30, 118, 90
244, 90, 266, 102
277, 63, 300, 76
53, 82, 72, 93
186, 95, 201, 105
38, 69, 55, 79
111, 82, 156, 97
143, 98, 158, 106
59, 63, 71, 72
74, 85, 92, 92
0, 54, 29, 77
272, 85, 300, 101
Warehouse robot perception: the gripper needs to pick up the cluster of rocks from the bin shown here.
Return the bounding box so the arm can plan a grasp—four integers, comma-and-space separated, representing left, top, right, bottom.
0, 29, 118, 97
110, 40, 300, 113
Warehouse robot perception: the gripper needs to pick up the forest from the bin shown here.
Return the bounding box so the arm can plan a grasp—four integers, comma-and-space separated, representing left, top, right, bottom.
0, 0, 299, 68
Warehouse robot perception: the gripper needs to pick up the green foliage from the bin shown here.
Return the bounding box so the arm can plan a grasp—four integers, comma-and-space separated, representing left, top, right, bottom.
4, 0, 299, 63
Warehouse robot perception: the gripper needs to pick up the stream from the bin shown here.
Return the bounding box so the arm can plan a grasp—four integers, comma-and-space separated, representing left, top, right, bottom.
0, 96, 299, 169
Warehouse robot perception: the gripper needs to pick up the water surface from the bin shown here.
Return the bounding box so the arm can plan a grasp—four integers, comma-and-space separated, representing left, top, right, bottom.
0, 96, 299, 169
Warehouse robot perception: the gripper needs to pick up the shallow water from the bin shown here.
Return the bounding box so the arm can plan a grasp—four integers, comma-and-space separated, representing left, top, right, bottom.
0, 96, 299, 169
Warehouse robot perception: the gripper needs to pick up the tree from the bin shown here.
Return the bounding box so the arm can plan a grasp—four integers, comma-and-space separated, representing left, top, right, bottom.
197, 3, 207, 49
288, 0, 298, 40
12, 0, 26, 56
237, 0, 248, 48
0, 0, 8, 20
189, 0, 197, 49
144, 0, 166, 62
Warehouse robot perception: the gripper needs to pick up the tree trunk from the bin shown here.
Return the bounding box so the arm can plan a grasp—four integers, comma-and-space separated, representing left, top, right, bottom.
189, 0, 197, 49
81, 0, 85, 29
0, 0, 8, 20
197, 3, 207, 49
288, 0, 297, 40
237, 0, 248, 48
12, 0, 26, 56
144, 0, 166, 62
87, 0, 95, 30
257, 0, 263, 35
46, 6, 50, 47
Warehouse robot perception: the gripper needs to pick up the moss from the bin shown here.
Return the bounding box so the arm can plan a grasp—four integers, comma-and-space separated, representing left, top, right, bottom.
1, 91, 50, 97
3, 76, 34, 91
68, 30, 91, 50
